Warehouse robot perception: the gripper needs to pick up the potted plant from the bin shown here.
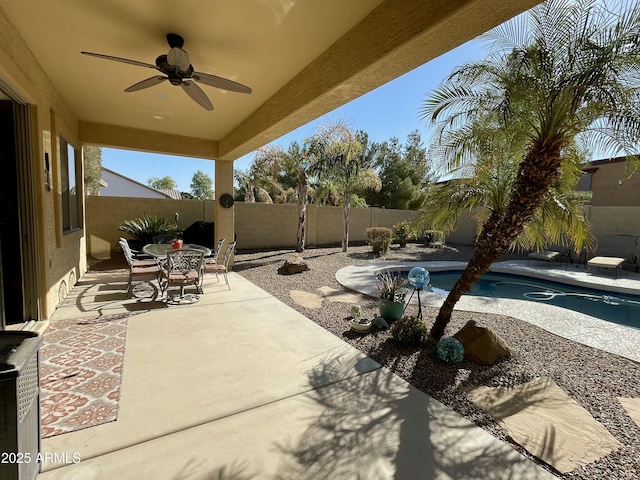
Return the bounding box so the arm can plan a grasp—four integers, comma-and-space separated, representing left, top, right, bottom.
347, 304, 372, 332
376, 270, 408, 321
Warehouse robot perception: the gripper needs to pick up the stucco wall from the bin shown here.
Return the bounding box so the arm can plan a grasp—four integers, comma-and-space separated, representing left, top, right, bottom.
588, 161, 640, 206
1, 6, 86, 319
100, 169, 168, 198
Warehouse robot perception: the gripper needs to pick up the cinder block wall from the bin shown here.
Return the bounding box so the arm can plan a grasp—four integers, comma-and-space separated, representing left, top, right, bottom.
85, 197, 416, 257
86, 196, 215, 259
449, 205, 640, 259
85, 197, 640, 260
584, 206, 640, 258
232, 204, 416, 249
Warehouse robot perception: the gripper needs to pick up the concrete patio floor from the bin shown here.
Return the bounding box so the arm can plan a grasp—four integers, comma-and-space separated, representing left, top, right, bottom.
35, 270, 555, 479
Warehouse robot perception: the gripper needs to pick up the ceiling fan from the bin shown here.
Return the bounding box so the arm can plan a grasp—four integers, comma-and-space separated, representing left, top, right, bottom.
81, 33, 251, 111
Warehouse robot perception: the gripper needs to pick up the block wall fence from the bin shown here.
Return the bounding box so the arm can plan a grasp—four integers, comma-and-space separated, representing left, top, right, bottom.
84, 197, 640, 260
85, 197, 416, 258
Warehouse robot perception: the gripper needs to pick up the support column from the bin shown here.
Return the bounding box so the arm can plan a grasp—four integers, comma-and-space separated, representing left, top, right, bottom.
214, 160, 235, 259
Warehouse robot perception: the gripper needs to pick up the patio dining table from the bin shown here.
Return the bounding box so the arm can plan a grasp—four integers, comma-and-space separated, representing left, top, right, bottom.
143, 243, 212, 304
142, 243, 212, 258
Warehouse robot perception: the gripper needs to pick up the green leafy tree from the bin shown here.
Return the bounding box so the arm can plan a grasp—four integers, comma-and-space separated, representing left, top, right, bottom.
366, 131, 430, 209
420, 0, 640, 341
83, 145, 102, 196
148, 176, 177, 190
307, 120, 382, 252
190, 170, 214, 199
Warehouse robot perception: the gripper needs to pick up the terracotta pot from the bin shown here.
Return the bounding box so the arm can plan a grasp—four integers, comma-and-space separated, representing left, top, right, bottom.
171, 239, 183, 250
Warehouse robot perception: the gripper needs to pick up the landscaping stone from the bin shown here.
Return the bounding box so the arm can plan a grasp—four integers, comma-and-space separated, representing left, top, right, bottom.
277, 254, 310, 275
289, 290, 323, 309
453, 320, 510, 365
371, 316, 389, 330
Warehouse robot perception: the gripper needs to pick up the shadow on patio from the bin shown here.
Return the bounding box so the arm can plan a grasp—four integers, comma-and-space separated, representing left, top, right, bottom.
37, 271, 553, 479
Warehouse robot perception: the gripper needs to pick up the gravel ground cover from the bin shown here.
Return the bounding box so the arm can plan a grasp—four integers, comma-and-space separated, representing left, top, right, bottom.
231, 243, 640, 479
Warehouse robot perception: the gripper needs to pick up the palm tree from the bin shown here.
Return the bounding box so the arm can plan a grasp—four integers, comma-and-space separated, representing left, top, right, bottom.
420, 0, 640, 340
280, 141, 312, 252
233, 168, 272, 203
308, 120, 381, 252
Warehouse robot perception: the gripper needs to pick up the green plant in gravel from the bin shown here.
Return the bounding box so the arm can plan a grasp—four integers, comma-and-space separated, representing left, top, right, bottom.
365, 227, 393, 254
376, 270, 408, 302
119, 214, 177, 245
393, 221, 411, 247
391, 315, 429, 346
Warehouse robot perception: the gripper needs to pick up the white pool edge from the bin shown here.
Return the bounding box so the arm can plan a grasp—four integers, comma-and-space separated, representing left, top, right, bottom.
336, 260, 640, 364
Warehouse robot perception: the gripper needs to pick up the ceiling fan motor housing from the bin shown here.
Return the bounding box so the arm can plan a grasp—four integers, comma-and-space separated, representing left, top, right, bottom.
156, 55, 194, 84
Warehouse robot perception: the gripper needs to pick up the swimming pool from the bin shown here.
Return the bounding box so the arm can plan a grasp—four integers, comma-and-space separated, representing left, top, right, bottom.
401, 270, 640, 330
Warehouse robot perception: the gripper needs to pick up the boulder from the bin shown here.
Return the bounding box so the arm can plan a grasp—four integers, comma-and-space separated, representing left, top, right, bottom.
371, 316, 389, 330
277, 254, 310, 275
453, 320, 510, 365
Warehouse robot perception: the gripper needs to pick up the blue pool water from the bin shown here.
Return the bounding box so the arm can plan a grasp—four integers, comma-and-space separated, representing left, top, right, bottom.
405, 271, 640, 330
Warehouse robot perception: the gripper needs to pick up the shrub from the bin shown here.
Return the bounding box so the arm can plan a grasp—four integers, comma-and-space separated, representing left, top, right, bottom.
365, 227, 393, 254
422, 229, 445, 247
391, 316, 429, 346
119, 214, 177, 246
393, 221, 411, 246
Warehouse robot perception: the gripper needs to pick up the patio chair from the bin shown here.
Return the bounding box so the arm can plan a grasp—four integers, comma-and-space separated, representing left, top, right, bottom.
203, 241, 236, 289
527, 250, 561, 264
587, 256, 626, 279
160, 248, 205, 299
119, 239, 161, 297
586, 234, 638, 277
202, 238, 225, 275
119, 237, 155, 262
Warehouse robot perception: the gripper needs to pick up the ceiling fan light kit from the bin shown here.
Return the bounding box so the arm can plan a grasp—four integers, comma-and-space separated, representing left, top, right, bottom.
167, 47, 190, 71
81, 33, 251, 111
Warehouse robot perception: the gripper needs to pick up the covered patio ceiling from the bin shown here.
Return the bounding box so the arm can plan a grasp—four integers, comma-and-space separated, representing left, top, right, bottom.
1, 0, 540, 161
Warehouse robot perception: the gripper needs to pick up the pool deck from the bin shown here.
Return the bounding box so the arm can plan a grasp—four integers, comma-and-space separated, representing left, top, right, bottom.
336, 260, 640, 364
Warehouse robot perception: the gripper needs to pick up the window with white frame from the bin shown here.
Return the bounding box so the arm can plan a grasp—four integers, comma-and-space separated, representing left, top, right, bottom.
60, 137, 81, 231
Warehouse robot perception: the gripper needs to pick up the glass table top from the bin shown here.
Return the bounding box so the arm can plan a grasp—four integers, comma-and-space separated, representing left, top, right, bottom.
142, 243, 212, 257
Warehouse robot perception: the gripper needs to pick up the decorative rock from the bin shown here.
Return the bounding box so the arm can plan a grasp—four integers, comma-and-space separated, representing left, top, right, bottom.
453, 320, 510, 365
436, 337, 465, 364
371, 316, 389, 330
277, 254, 310, 275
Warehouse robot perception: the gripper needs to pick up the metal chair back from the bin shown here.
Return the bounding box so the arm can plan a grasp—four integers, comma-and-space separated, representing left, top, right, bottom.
162, 249, 205, 297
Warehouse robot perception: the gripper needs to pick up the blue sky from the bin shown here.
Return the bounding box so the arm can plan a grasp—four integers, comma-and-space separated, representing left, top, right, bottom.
102, 39, 488, 192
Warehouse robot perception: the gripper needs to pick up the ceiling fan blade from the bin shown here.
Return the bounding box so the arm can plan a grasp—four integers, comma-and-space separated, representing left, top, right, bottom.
81, 51, 155, 69
181, 81, 213, 111
124, 76, 168, 92
192, 71, 252, 94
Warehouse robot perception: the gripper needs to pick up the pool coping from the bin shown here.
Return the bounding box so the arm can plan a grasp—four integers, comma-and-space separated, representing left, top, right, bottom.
336, 260, 640, 364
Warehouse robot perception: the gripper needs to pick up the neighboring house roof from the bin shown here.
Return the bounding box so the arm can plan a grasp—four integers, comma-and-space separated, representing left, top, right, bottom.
99, 167, 174, 199
157, 189, 182, 200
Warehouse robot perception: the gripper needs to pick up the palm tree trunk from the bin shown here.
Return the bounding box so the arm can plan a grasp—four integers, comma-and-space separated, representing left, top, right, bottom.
430, 140, 564, 340
295, 171, 307, 253
342, 190, 350, 252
